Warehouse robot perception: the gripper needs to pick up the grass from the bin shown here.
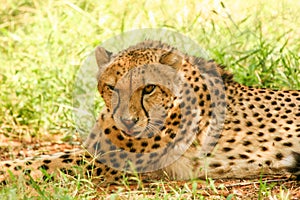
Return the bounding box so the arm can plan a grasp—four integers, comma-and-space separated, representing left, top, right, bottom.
0, 0, 299, 199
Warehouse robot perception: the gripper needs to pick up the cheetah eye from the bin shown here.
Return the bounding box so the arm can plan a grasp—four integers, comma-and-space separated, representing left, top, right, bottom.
143, 84, 156, 95
106, 84, 115, 91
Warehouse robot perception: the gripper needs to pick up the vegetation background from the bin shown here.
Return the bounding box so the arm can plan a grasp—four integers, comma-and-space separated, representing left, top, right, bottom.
0, 0, 299, 199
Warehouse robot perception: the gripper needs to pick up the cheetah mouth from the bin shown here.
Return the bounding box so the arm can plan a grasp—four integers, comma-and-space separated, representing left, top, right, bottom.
121, 130, 141, 137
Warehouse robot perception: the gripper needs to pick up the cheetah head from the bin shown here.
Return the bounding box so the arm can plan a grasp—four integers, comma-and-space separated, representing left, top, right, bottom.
95, 41, 188, 139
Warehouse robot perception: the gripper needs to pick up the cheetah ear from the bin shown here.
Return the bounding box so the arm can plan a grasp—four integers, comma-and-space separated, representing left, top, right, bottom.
159, 51, 183, 69
95, 46, 112, 69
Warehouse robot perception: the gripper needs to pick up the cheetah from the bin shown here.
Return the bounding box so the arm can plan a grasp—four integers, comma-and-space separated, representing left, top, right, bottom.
0, 40, 299, 185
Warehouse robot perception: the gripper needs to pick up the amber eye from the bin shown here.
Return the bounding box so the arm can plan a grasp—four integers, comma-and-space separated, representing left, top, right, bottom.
106, 84, 115, 91
143, 84, 156, 95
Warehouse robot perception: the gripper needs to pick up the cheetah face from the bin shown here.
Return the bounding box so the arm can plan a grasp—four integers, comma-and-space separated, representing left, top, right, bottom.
103, 64, 179, 138
95, 43, 186, 139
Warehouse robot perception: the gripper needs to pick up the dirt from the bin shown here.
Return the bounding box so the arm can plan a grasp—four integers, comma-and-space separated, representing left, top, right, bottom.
1, 135, 299, 199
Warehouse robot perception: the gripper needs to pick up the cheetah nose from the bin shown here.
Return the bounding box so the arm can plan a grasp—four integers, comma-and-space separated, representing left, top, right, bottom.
120, 117, 138, 130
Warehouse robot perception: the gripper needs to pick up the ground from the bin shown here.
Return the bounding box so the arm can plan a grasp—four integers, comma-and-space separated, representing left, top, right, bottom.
1, 138, 300, 199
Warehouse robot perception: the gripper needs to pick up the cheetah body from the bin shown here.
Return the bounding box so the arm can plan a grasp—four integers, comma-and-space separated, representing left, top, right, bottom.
1, 41, 300, 184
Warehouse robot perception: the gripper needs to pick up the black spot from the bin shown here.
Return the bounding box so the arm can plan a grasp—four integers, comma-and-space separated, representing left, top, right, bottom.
246, 131, 253, 135
239, 154, 249, 159
276, 153, 284, 160
76, 159, 87, 166
214, 89, 220, 96
23, 169, 31, 175
25, 161, 32, 166
93, 141, 101, 150
96, 168, 102, 176
259, 104, 265, 109
253, 113, 259, 117
62, 159, 73, 163
119, 153, 128, 159
257, 132, 264, 137
268, 128, 276, 133
129, 148, 136, 153
86, 165, 94, 171
274, 107, 281, 111
265, 96, 271, 100
109, 152, 116, 157
233, 127, 241, 132
126, 142, 133, 148
170, 113, 177, 119
223, 147, 232, 152
117, 134, 124, 141
202, 84, 208, 91
141, 141, 148, 147
265, 160, 271, 166
246, 121, 253, 127
249, 104, 255, 109
243, 141, 251, 146
206, 94, 211, 101
209, 163, 221, 168
226, 139, 236, 143
152, 143, 160, 149
283, 142, 293, 147
259, 123, 266, 129
191, 97, 197, 104
179, 102, 185, 108
228, 156, 235, 160
150, 152, 158, 158
14, 166, 22, 171
289, 103, 296, 107
271, 101, 277, 105
39, 164, 49, 170
59, 154, 70, 159
271, 119, 277, 124
113, 163, 120, 168
89, 132, 96, 139
274, 137, 282, 141
104, 128, 111, 135
172, 121, 180, 126
233, 120, 240, 124
199, 100, 205, 106
110, 170, 118, 175
43, 160, 52, 164
284, 98, 291, 102
261, 146, 268, 151
248, 160, 255, 163
4, 163, 11, 167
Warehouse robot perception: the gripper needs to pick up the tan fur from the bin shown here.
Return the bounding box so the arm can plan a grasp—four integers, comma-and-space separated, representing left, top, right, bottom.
1, 41, 299, 185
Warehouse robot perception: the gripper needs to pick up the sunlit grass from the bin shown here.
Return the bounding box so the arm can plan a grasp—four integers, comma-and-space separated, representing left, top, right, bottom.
0, 0, 299, 199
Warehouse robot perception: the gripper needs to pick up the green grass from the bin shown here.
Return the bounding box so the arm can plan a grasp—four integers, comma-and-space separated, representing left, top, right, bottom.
0, 0, 299, 199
